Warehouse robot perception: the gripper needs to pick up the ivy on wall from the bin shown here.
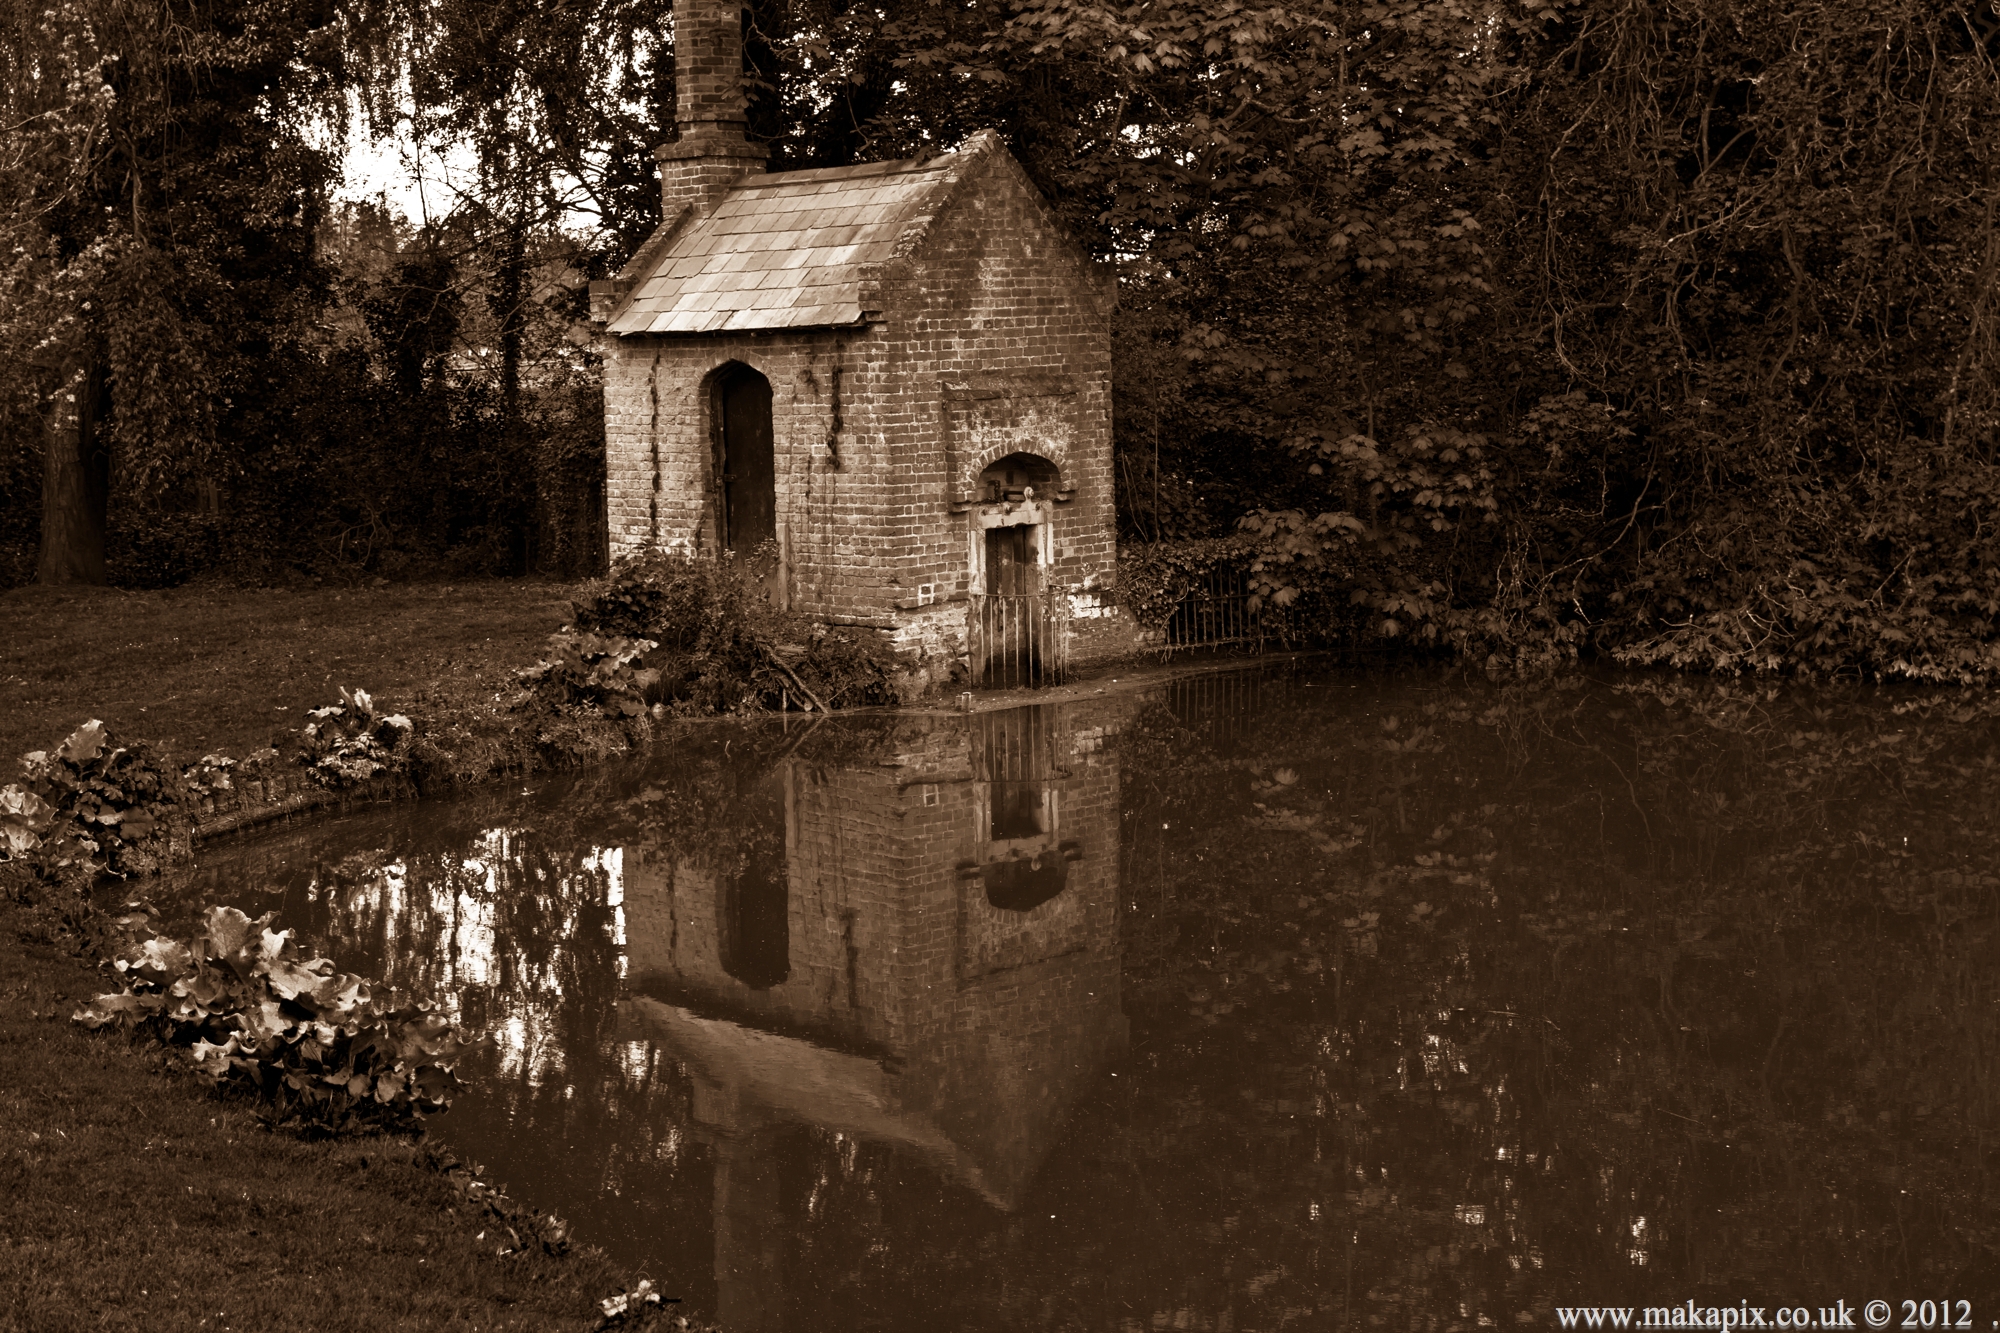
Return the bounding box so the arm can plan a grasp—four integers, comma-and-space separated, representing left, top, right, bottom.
1115, 537, 1256, 630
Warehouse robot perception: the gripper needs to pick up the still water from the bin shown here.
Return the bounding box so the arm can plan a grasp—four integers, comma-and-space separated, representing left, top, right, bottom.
170, 666, 1998, 1326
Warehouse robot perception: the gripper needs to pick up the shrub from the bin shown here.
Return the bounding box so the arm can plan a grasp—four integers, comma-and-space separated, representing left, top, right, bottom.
514, 632, 660, 719
554, 548, 896, 714
1117, 537, 1257, 629
73, 903, 472, 1136
1, 720, 185, 878
1119, 535, 1356, 646
297, 687, 414, 788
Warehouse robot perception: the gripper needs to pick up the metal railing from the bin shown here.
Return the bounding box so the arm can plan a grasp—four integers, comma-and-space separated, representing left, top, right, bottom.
1163, 565, 1262, 653
971, 589, 1070, 688
974, 705, 1052, 781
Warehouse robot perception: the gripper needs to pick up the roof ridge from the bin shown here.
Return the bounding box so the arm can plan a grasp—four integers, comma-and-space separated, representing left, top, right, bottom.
733, 156, 943, 188
884, 129, 1005, 268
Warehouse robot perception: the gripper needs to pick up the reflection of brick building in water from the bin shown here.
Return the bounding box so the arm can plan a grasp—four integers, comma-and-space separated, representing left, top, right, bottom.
617, 702, 1126, 1331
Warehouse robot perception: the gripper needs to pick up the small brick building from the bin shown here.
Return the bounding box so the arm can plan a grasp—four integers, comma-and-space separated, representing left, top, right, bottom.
589, 0, 1141, 687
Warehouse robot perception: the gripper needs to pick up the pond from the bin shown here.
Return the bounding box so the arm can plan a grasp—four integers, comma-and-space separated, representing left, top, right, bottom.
169, 665, 1999, 1327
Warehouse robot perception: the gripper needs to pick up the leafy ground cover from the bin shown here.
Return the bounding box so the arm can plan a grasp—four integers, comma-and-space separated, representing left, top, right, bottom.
0, 896, 661, 1333
0, 580, 582, 769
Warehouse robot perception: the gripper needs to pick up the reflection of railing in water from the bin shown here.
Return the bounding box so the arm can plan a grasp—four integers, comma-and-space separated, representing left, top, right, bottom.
1160, 668, 1277, 751
1163, 565, 1261, 653
974, 706, 1052, 782
971, 590, 1069, 688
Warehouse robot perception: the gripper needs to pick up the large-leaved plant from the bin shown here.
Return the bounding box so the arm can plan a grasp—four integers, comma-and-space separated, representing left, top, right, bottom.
0, 720, 184, 877
297, 687, 414, 788
74, 904, 473, 1135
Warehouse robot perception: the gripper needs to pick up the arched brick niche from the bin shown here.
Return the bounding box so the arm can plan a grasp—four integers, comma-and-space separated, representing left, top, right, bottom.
976, 450, 1062, 502
944, 373, 1079, 507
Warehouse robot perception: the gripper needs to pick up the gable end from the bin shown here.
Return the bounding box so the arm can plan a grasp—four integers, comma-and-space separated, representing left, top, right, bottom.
886, 131, 1116, 319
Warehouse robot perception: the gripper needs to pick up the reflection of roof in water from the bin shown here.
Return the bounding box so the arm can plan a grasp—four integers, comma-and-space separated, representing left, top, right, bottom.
623, 934, 1128, 1212
627, 976, 893, 1064
621, 997, 1012, 1209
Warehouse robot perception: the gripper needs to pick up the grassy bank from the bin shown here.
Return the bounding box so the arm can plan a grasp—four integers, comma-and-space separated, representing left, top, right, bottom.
0, 898, 651, 1332
0, 580, 583, 768
0, 577, 712, 1332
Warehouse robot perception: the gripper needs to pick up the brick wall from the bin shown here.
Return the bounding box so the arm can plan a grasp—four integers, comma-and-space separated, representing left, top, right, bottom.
600, 134, 1149, 676
600, 330, 904, 620
865, 145, 1122, 655
902, 149, 1119, 590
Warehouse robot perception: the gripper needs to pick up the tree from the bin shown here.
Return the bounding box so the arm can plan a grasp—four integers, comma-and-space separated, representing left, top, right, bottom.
1, 0, 343, 584
846, 0, 2000, 679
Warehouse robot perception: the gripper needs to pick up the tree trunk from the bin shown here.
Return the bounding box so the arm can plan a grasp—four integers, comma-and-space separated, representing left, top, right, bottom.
495, 215, 537, 574
36, 350, 110, 585
497, 219, 525, 418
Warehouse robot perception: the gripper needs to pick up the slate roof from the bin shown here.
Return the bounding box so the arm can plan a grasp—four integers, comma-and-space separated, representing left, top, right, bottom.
604, 154, 963, 336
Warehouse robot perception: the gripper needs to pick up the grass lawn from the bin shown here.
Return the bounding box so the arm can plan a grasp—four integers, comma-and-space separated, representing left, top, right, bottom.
0, 899, 648, 1333
0, 578, 708, 1332
0, 580, 586, 767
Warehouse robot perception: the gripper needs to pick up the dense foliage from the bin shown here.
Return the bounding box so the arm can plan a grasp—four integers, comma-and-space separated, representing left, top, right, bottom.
541, 550, 899, 714
0, 719, 185, 879
1114, 536, 1254, 629
73, 902, 472, 1134
9, 0, 2000, 680
0, 1, 605, 587
830, 0, 2000, 677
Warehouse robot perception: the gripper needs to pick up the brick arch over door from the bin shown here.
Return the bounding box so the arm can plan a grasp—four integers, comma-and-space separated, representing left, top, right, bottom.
958, 441, 1069, 503
977, 450, 1062, 501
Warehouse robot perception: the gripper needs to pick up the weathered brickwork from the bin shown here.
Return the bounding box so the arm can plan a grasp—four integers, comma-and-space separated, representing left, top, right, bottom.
596, 104, 1150, 677
600, 331, 890, 618
670, 0, 753, 141
653, 140, 766, 220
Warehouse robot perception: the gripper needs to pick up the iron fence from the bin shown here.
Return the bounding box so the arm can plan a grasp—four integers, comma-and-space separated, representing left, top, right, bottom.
1163, 564, 1262, 653
974, 705, 1053, 781
972, 589, 1070, 688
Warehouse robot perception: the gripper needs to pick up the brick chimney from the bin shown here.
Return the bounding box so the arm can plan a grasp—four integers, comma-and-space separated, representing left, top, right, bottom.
655, 0, 767, 219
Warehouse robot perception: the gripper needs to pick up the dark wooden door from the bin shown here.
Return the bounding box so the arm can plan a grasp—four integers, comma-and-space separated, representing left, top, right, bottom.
719, 369, 775, 555
985, 524, 1037, 595
718, 772, 788, 990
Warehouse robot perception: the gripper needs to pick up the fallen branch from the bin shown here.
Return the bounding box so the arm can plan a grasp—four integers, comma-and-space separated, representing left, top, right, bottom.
756, 639, 829, 713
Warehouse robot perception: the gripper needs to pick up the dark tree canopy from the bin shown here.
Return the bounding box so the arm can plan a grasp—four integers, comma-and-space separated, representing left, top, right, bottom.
2, 0, 343, 580
7, 0, 2000, 680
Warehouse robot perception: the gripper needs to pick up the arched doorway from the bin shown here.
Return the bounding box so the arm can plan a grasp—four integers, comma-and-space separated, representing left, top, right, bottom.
971, 452, 1064, 687
719, 852, 790, 989
715, 364, 776, 557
